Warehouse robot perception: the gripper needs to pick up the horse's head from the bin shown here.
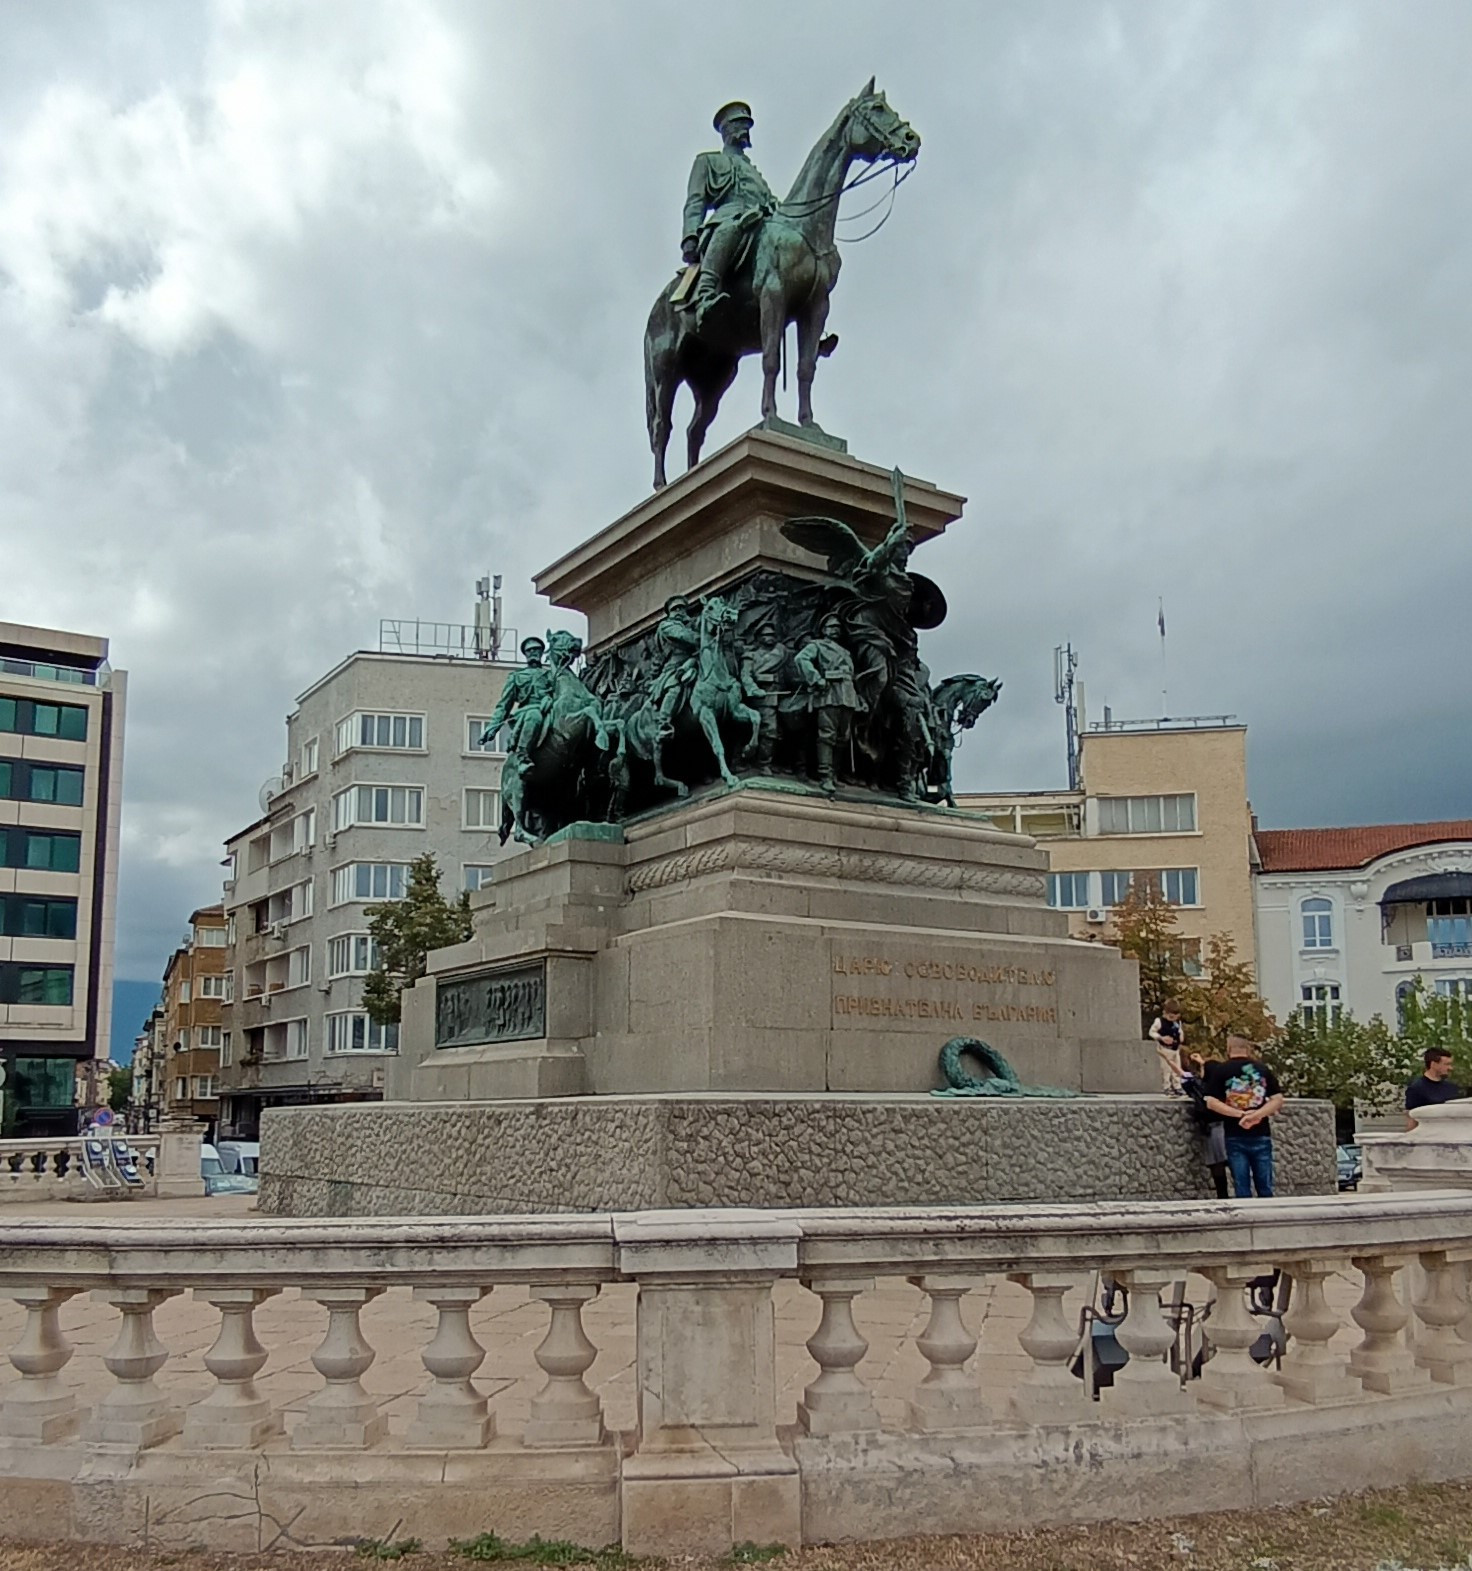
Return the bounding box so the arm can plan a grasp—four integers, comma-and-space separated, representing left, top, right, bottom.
939, 674, 1003, 731
847, 78, 920, 167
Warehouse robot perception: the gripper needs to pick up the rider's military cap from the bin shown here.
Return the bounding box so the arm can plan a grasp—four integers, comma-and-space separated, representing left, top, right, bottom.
713, 101, 754, 133
519, 634, 546, 656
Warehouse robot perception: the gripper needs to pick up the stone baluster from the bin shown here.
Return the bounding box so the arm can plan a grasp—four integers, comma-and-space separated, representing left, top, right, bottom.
1349, 1255, 1430, 1395
87, 1288, 182, 1447
1008, 1272, 1091, 1421
293, 1287, 387, 1449
1099, 1270, 1192, 1416
907, 1275, 988, 1431
1276, 1260, 1361, 1403
525, 1284, 607, 1447
798, 1276, 881, 1434
407, 1286, 493, 1449
183, 1289, 281, 1448
2, 1286, 81, 1441
1196, 1266, 1285, 1411
1413, 1251, 1472, 1385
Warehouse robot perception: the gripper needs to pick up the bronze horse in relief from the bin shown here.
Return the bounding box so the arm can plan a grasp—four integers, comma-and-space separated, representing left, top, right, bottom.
643, 82, 920, 490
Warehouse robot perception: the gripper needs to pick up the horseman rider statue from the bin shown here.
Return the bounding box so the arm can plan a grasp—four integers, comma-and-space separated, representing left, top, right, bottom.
681, 100, 777, 332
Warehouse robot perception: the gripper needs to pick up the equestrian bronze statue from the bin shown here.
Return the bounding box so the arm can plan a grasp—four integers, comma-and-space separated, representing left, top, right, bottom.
645, 82, 920, 490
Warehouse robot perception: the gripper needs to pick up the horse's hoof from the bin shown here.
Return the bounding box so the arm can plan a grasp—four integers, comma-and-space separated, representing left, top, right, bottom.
675, 784, 690, 798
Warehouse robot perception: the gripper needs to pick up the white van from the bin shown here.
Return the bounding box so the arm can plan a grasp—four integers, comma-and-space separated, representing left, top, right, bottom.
217, 1140, 260, 1177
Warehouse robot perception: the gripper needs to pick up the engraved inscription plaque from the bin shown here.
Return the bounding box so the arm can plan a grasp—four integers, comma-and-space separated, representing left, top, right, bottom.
435, 962, 546, 1049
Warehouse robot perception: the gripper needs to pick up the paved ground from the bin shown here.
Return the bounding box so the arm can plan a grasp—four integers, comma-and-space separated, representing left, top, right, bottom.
0, 1192, 1367, 1437
1, 1480, 1470, 1569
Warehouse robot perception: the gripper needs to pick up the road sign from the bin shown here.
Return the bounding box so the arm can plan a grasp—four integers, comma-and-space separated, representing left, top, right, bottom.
92, 1107, 114, 1128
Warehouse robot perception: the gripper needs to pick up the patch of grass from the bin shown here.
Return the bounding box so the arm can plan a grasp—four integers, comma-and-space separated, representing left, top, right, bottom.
727, 1545, 787, 1565
355, 1539, 422, 1561
448, 1533, 636, 1566
1361, 1503, 1411, 1529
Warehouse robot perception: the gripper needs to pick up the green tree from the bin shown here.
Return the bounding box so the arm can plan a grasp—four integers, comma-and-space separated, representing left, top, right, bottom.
1107, 879, 1189, 1034
1270, 1008, 1412, 1120
1395, 975, 1472, 1060
1177, 932, 1277, 1052
107, 1066, 133, 1113
363, 854, 474, 1027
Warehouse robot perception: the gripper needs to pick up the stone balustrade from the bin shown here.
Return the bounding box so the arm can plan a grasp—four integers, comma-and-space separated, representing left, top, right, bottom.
3, 1194, 1472, 1556
0, 1135, 159, 1203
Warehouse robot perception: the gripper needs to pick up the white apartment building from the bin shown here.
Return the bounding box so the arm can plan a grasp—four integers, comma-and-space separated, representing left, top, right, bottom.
0, 621, 126, 1137
1254, 820, 1472, 1029
218, 643, 518, 1138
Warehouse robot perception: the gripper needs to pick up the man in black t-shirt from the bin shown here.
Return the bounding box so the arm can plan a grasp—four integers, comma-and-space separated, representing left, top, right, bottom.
1406, 1048, 1463, 1128
1201, 1035, 1285, 1198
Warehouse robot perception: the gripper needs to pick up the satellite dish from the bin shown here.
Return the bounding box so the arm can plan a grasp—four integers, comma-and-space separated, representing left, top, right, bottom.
258, 775, 286, 813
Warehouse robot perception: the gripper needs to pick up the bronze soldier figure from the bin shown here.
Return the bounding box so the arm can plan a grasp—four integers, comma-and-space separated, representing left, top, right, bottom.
649, 595, 702, 736
794, 614, 864, 795
479, 635, 553, 752
681, 101, 778, 331
739, 623, 790, 771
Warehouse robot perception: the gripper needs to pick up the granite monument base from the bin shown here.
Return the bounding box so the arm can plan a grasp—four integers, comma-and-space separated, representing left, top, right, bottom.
258, 1093, 1337, 1217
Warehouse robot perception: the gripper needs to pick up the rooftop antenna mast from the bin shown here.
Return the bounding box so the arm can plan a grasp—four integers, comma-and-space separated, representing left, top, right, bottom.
1054, 642, 1081, 791
474, 575, 504, 661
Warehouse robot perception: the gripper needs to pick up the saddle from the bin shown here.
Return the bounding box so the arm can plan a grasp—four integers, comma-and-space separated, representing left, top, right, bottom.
670, 211, 768, 307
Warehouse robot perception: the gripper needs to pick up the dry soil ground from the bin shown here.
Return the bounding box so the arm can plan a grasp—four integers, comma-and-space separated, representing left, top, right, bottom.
2, 1481, 1472, 1571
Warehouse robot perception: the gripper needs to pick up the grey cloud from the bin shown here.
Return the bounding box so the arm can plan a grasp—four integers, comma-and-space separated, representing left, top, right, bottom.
0, 0, 1467, 988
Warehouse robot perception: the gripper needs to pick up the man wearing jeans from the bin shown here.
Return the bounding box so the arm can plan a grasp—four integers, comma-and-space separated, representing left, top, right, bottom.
1202, 1035, 1285, 1198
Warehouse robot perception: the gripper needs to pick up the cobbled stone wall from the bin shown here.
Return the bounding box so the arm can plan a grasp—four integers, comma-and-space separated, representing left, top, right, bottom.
259, 1095, 1337, 1216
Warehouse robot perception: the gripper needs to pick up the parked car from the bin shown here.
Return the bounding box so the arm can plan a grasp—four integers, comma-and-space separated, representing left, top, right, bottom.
201, 1140, 259, 1197
1336, 1144, 1362, 1191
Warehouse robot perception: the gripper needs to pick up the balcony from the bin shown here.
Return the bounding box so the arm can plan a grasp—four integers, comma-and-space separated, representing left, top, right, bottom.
1433, 942, 1472, 960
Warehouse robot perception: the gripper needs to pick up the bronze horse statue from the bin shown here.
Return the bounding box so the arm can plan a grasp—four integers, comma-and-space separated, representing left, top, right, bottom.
644, 82, 920, 490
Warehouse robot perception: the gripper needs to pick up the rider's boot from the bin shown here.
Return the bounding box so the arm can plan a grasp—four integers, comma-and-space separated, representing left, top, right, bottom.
692, 266, 729, 332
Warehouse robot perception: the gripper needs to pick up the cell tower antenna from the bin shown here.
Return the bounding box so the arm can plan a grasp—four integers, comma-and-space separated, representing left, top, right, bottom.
1054, 643, 1081, 791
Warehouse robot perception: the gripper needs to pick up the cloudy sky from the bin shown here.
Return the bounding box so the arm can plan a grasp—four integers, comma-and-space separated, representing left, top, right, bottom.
2, 0, 1468, 1002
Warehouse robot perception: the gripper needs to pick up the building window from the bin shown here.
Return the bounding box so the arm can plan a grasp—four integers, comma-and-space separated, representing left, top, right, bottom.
197, 1025, 224, 1049
463, 788, 501, 830
173, 1077, 187, 1101
286, 1018, 309, 1059
333, 784, 425, 830
299, 736, 319, 778
178, 980, 191, 1004
192, 1076, 216, 1099
220, 1031, 232, 1066
332, 862, 409, 905
326, 1011, 400, 1054
1434, 978, 1472, 1000
1429, 898, 1472, 955
0, 895, 78, 939
1301, 897, 1334, 950
286, 946, 312, 988
1047, 872, 1089, 909
0, 964, 75, 1005
1300, 983, 1342, 1030
6, 830, 83, 873
0, 697, 88, 741
466, 716, 506, 755
328, 932, 380, 976
335, 712, 425, 755
0, 762, 85, 806
197, 974, 228, 998
463, 864, 497, 893
1099, 870, 1134, 906
195, 925, 228, 947
1097, 794, 1196, 835
1137, 868, 1200, 905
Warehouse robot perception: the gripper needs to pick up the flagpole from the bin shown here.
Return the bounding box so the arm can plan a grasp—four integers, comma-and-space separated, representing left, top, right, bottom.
1158, 597, 1167, 718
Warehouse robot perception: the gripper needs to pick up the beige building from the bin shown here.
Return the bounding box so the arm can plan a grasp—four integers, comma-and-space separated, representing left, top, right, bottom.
0, 621, 126, 1136
218, 637, 520, 1139
961, 716, 1256, 976
156, 905, 229, 1130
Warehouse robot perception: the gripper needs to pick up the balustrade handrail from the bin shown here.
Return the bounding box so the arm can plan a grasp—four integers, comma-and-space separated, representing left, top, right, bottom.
0, 1135, 159, 1152
4, 1193, 1472, 1289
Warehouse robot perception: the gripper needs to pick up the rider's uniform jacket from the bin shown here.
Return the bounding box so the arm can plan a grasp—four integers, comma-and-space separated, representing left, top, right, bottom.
681, 149, 777, 250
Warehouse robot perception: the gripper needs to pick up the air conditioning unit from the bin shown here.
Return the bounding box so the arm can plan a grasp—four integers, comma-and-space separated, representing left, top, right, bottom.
1085, 908, 1107, 925
269, 921, 287, 939
317, 980, 332, 994
323, 831, 337, 850
222, 877, 235, 892
1396, 944, 1413, 962
260, 993, 272, 1010
370, 1068, 385, 1089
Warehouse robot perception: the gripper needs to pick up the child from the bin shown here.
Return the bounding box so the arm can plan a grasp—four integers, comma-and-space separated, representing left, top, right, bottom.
1148, 999, 1186, 1096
